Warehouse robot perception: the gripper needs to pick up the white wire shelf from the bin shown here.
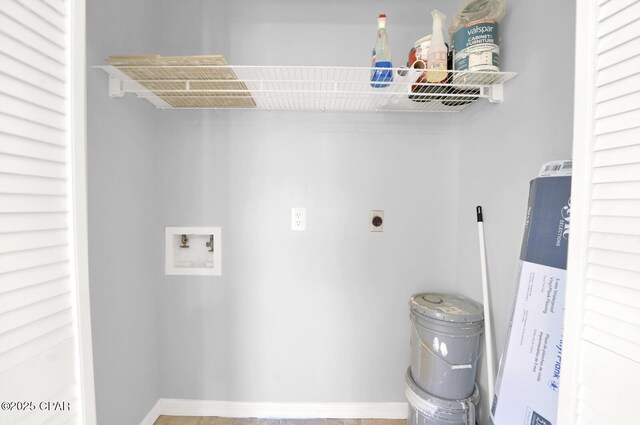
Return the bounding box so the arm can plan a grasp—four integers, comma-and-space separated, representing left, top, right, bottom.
96, 64, 517, 112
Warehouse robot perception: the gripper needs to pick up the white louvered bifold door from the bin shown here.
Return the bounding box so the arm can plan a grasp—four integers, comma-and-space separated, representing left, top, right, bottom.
559, 0, 640, 424
0, 0, 91, 424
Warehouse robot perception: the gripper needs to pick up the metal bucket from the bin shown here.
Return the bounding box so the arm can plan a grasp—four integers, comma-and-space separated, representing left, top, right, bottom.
409, 293, 484, 400
406, 368, 479, 425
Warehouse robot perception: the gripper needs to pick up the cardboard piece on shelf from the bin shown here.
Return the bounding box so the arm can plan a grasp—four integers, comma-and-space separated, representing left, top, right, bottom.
106, 54, 256, 108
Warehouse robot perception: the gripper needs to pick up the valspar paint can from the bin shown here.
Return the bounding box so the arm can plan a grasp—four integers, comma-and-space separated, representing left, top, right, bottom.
453, 19, 499, 82
409, 293, 484, 400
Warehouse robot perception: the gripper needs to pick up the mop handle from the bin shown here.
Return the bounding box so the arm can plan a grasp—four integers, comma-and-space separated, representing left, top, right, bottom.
477, 206, 496, 409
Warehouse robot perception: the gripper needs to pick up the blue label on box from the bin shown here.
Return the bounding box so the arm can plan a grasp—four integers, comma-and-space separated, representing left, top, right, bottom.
520, 176, 572, 270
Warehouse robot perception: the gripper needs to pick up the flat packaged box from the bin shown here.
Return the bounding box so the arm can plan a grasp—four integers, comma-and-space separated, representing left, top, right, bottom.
491, 161, 572, 425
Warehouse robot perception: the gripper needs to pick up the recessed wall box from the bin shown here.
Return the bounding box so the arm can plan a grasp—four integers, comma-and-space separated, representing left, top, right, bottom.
165, 227, 221, 276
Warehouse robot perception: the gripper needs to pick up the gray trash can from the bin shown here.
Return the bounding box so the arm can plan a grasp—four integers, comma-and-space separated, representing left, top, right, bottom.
406, 367, 479, 425
409, 293, 484, 400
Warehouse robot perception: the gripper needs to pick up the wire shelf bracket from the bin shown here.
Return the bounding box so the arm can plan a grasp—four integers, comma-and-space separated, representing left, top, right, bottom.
485, 84, 504, 103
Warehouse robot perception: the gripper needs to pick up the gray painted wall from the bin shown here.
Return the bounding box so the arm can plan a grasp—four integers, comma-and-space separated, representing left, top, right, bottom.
151, 0, 463, 402
86, 0, 575, 423
87, 1, 162, 424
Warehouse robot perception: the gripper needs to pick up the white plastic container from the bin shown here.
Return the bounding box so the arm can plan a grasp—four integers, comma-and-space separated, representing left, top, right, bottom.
406, 368, 479, 425
409, 293, 484, 400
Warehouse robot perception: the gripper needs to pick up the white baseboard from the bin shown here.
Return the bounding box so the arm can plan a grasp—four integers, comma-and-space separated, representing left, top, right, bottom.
141, 399, 408, 424
139, 399, 162, 425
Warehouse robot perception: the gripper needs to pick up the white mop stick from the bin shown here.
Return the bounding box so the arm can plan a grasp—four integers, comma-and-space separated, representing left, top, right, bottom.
477, 206, 496, 412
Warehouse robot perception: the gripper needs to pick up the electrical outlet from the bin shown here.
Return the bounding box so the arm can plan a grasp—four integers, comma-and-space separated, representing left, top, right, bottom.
291, 207, 306, 231
370, 210, 384, 232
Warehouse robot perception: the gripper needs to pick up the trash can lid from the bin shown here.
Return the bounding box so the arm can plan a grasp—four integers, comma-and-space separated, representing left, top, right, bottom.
409, 293, 483, 323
